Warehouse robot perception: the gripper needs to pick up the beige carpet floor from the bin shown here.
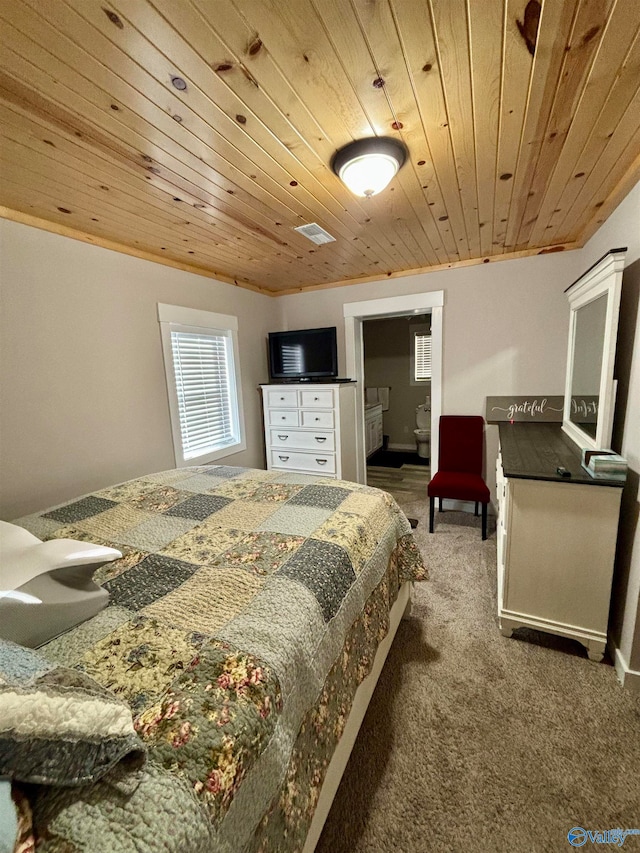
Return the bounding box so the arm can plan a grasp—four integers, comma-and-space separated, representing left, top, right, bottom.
316, 501, 640, 853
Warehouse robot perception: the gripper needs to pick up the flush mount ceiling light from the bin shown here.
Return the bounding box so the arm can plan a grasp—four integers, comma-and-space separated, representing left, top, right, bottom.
331, 137, 408, 197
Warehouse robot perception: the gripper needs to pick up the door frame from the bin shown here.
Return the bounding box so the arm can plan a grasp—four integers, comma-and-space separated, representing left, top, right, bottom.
343, 290, 444, 484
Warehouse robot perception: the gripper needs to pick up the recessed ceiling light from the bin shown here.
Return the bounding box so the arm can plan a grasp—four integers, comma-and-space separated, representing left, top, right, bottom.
171, 76, 187, 91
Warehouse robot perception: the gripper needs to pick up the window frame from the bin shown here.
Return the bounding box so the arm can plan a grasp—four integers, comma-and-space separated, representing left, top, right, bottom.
158, 303, 246, 467
410, 324, 432, 385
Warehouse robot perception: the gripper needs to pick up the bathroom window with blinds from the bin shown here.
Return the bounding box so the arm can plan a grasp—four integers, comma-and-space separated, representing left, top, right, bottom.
158, 304, 246, 466
412, 329, 432, 383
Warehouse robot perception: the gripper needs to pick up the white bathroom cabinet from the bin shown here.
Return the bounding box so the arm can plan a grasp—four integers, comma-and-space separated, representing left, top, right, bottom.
365, 404, 383, 458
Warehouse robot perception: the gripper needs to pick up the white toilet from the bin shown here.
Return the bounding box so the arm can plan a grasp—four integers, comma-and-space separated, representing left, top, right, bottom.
414, 402, 431, 459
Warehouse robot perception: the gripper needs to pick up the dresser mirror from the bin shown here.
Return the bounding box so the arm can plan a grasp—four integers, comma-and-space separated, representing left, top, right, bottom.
562, 248, 626, 451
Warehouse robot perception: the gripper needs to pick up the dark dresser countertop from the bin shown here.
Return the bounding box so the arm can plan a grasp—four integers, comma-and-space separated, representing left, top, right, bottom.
498, 422, 625, 487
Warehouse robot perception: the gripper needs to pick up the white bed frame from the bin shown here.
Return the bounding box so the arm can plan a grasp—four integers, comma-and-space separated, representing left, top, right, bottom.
302, 581, 413, 852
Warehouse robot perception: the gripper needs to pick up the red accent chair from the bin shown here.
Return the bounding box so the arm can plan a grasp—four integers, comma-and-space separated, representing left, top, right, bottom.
428, 416, 490, 540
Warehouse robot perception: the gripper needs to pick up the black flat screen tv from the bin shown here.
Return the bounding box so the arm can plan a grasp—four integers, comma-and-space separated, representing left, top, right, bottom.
268, 326, 338, 381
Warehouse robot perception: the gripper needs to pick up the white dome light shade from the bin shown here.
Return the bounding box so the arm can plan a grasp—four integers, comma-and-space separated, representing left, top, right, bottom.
332, 137, 408, 198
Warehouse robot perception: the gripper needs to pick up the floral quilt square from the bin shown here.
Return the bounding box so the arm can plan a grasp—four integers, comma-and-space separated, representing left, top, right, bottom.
211, 531, 305, 577
134, 640, 282, 827
94, 479, 160, 503
311, 511, 378, 574
125, 486, 192, 513
160, 525, 246, 566
76, 615, 210, 713
340, 491, 392, 533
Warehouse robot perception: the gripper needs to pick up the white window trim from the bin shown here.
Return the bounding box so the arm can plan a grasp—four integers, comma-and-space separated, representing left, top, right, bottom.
158, 303, 246, 467
410, 324, 431, 385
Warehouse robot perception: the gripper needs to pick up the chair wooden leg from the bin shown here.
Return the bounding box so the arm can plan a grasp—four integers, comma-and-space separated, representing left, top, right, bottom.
474, 501, 479, 516
482, 503, 487, 540
438, 498, 443, 513
429, 497, 435, 533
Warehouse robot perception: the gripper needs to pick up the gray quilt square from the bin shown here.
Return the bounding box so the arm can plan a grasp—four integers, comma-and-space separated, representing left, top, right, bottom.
256, 504, 332, 537
279, 539, 356, 622
165, 494, 232, 521
43, 496, 118, 523
288, 485, 351, 510
103, 554, 198, 610
118, 515, 197, 551
177, 474, 232, 493
203, 466, 245, 479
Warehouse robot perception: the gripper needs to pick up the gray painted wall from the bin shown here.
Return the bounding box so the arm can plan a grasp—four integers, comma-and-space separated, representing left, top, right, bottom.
0, 220, 280, 518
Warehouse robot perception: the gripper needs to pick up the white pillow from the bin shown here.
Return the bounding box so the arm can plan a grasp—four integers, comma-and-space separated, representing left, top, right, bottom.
0, 520, 121, 594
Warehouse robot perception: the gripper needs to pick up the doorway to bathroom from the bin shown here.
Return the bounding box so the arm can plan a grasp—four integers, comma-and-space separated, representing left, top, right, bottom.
362, 313, 432, 498
342, 290, 444, 502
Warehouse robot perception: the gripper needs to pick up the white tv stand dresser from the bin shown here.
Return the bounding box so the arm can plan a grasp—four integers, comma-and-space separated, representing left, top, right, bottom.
260, 383, 357, 481
496, 422, 624, 662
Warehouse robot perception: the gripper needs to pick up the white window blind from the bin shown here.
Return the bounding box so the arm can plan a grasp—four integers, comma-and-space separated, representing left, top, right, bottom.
170, 329, 238, 460
159, 304, 245, 467
414, 333, 432, 381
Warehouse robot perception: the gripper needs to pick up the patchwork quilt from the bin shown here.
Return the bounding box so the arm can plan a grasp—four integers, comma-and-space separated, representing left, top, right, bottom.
12, 466, 426, 853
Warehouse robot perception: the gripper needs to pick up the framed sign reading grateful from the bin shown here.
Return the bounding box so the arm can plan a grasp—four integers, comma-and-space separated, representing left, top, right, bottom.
485, 396, 565, 424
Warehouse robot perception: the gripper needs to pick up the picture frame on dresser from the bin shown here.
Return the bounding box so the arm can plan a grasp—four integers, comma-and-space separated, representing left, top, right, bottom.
562, 248, 626, 452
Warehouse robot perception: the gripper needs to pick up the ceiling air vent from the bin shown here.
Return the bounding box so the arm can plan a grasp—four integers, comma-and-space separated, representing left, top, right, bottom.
294, 222, 336, 245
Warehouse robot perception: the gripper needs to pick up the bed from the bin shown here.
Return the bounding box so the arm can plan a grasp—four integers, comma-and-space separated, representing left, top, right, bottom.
2, 465, 426, 853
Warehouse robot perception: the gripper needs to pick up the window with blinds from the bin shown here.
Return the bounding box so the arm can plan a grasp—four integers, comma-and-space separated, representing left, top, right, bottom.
170, 330, 237, 459
414, 332, 432, 382
159, 304, 245, 467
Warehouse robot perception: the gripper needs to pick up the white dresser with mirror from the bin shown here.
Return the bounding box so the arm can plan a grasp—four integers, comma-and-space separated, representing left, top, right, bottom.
495, 249, 627, 662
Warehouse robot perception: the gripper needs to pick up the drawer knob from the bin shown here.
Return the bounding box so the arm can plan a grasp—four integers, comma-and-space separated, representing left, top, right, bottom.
281, 416, 286, 420
315, 458, 327, 465
280, 396, 285, 400
314, 436, 327, 442
277, 434, 289, 440
279, 455, 290, 461
315, 417, 320, 421
314, 396, 319, 401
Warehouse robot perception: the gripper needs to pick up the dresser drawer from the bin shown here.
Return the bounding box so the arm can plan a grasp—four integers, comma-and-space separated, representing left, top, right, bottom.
269, 409, 300, 427
301, 409, 334, 429
266, 389, 298, 408
270, 429, 335, 452
299, 389, 334, 408
270, 449, 336, 475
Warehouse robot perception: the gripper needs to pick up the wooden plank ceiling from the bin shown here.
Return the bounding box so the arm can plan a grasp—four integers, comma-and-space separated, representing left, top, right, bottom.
0, 0, 638, 295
